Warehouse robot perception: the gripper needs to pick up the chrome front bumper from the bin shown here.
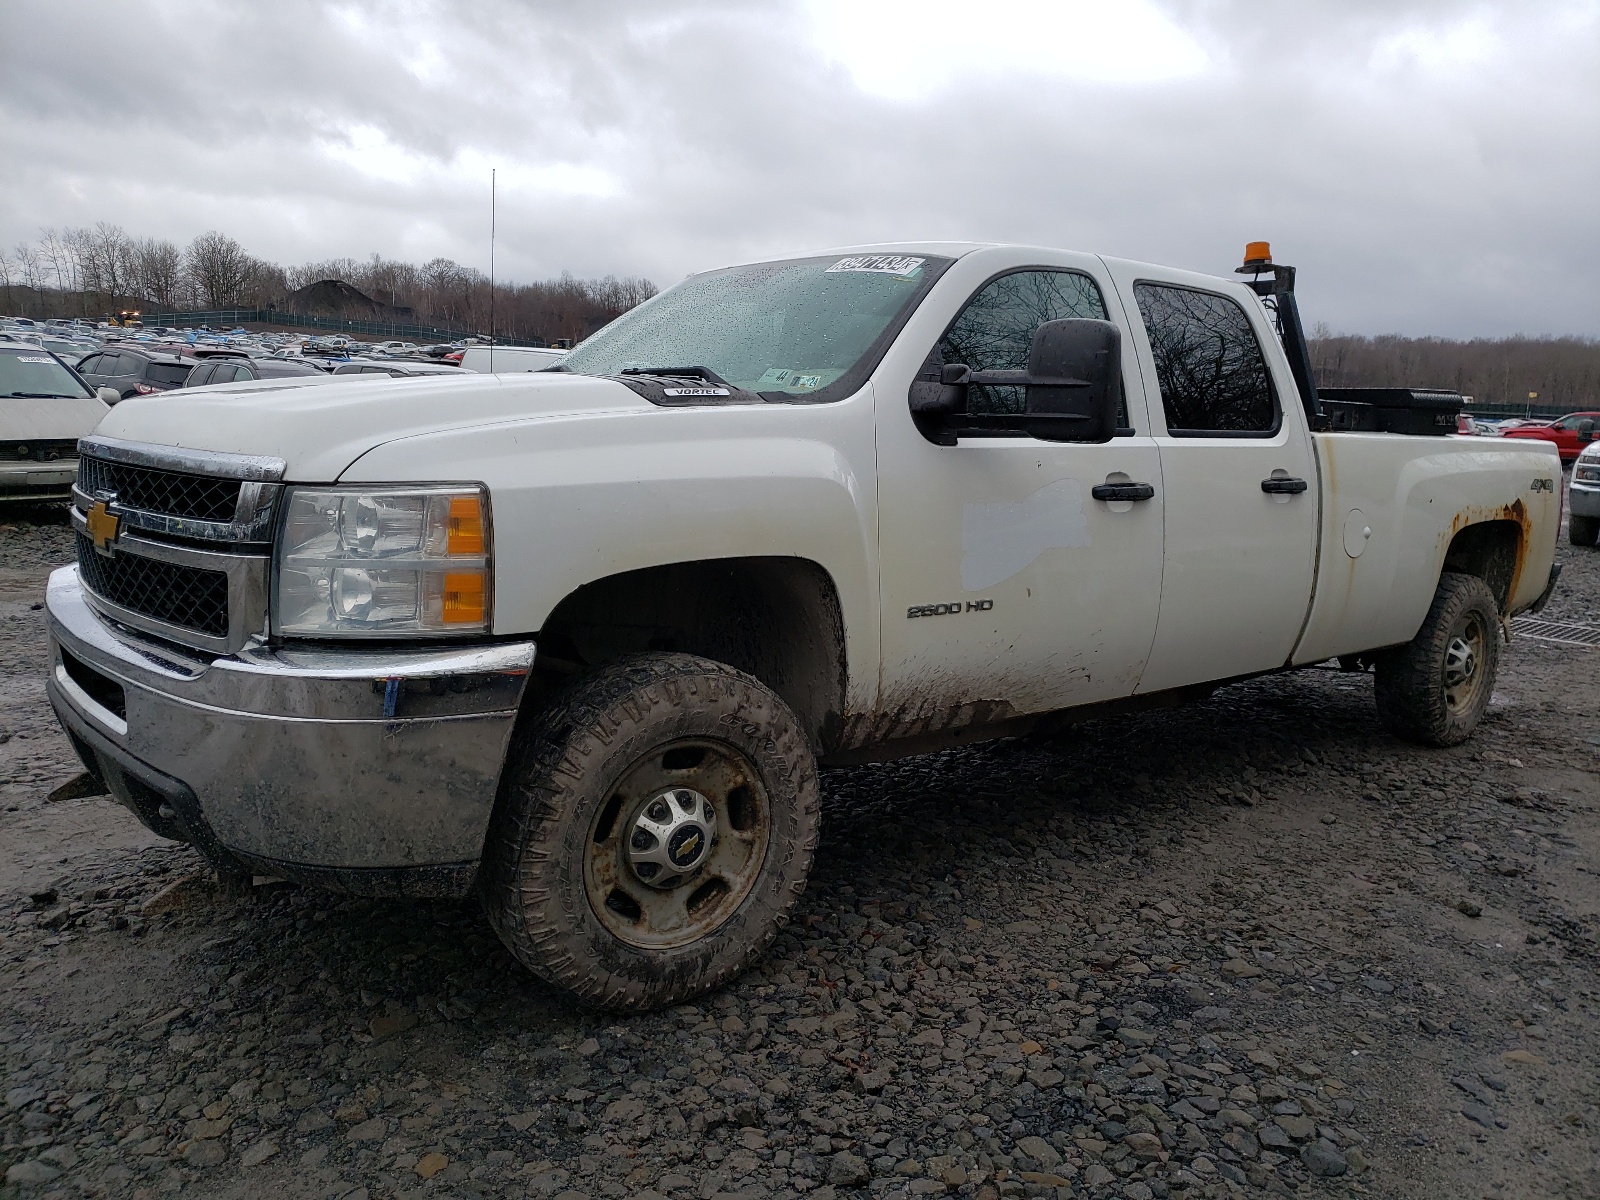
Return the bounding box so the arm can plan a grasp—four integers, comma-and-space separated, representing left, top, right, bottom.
45, 566, 534, 895
1570, 480, 1600, 518
0, 458, 76, 500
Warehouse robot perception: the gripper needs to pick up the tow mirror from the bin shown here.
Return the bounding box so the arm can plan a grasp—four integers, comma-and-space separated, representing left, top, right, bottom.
908, 319, 1122, 444
1580, 418, 1595, 441
1016, 318, 1121, 443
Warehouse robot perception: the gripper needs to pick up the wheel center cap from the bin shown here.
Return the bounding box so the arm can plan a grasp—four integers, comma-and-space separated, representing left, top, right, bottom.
1445, 636, 1476, 686
626, 787, 716, 888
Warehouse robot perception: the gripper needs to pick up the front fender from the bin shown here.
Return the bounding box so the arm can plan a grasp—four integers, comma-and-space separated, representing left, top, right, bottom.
338, 389, 882, 714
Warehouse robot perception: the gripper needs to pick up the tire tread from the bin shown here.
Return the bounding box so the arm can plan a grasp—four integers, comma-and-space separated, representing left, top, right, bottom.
479, 653, 819, 1010
1374, 572, 1499, 747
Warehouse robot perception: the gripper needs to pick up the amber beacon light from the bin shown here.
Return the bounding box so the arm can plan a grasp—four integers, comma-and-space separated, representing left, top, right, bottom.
1242, 241, 1273, 271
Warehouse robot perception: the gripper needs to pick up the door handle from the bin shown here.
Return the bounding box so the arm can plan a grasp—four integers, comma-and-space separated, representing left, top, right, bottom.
1091, 482, 1155, 502
1261, 477, 1309, 495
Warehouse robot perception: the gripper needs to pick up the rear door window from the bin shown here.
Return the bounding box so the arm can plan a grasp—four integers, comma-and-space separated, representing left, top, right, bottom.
1132, 283, 1278, 435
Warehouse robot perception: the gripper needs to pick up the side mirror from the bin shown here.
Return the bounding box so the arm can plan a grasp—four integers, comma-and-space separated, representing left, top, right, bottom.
908, 319, 1123, 444
1016, 318, 1121, 443
96, 386, 120, 405
1580, 418, 1595, 440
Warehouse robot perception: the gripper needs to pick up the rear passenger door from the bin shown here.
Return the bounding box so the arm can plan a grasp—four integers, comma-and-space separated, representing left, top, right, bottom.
1102, 263, 1318, 692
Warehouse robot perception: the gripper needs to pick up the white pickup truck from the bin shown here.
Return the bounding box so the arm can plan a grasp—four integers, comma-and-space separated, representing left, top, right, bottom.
46, 241, 1561, 1009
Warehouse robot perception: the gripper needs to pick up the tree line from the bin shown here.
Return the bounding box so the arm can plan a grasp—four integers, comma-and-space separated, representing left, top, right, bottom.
0, 224, 657, 345
1308, 325, 1600, 412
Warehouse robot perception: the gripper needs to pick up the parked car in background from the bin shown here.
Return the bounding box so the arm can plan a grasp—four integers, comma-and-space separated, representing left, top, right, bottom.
330, 360, 466, 377
185, 356, 328, 387
1499, 412, 1600, 462
0, 345, 111, 502
76, 347, 198, 402
1570, 441, 1600, 547
41, 337, 100, 365
458, 345, 567, 372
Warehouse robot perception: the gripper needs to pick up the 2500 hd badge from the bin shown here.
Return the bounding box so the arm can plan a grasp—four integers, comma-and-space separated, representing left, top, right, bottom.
908, 599, 994, 618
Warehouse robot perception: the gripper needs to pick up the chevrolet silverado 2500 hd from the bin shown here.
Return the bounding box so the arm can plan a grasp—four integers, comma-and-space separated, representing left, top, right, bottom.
47, 241, 1562, 1009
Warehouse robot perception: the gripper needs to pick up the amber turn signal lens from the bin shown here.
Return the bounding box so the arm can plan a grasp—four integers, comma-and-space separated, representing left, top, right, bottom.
1243, 240, 1272, 265
446, 495, 485, 555
440, 571, 487, 624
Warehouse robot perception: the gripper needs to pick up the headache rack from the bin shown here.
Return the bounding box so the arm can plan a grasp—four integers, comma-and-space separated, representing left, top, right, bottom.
1236, 243, 1461, 437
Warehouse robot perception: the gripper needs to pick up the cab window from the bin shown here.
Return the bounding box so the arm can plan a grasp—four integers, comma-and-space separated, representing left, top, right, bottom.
1133, 282, 1277, 436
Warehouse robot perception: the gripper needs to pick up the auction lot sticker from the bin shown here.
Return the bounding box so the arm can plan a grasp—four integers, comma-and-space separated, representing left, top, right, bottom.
827, 255, 925, 276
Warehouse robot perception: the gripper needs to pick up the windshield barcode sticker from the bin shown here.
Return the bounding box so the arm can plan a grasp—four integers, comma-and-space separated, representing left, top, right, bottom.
17, 356, 52, 362
663, 386, 731, 397
827, 255, 925, 277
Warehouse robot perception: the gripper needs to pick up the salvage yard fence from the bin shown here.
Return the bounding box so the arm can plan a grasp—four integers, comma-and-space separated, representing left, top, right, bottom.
140, 308, 549, 347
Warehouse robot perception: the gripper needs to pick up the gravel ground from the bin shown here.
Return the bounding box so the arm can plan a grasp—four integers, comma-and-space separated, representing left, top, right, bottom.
2, 500, 1598, 1200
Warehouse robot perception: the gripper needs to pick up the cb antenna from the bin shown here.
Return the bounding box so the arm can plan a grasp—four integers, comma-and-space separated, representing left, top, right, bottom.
488, 168, 496, 373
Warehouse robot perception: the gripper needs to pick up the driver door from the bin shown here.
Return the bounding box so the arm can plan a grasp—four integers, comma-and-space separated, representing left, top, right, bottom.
874, 260, 1166, 739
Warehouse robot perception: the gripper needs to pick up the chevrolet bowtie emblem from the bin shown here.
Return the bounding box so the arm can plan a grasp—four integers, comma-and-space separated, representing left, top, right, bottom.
85, 501, 120, 555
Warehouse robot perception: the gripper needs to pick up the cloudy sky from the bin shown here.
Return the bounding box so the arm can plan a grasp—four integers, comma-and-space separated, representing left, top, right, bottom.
5, 0, 1598, 336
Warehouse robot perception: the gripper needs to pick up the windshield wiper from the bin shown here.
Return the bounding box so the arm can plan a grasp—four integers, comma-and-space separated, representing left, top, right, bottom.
619, 365, 730, 385
4, 392, 83, 399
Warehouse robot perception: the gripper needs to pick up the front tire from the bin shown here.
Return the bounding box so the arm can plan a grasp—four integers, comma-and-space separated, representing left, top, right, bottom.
1374, 572, 1499, 747
480, 653, 819, 1010
1570, 513, 1599, 547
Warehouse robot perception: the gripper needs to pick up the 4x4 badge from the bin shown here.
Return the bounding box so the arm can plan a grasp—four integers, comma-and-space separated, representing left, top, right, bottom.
85, 501, 120, 555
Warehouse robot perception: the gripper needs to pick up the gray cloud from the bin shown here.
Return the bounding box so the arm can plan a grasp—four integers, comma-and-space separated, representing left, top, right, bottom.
4, 0, 1597, 335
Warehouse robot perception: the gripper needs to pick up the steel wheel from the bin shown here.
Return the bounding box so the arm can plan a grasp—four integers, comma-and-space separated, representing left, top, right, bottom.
1375, 572, 1500, 747
584, 738, 771, 950
1442, 611, 1488, 715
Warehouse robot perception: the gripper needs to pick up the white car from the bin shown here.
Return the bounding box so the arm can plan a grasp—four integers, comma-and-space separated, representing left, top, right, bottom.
458, 344, 567, 372
1569, 440, 1600, 546
0, 345, 111, 502
45, 240, 1561, 1010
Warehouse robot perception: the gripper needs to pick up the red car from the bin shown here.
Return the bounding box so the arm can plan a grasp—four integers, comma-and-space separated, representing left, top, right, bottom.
1500, 411, 1600, 462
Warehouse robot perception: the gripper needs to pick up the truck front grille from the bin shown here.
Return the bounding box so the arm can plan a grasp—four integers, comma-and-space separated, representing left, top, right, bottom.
75, 533, 229, 639
77, 455, 241, 522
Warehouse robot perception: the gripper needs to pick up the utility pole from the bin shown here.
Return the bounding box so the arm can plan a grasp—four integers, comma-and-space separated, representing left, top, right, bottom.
489, 169, 496, 372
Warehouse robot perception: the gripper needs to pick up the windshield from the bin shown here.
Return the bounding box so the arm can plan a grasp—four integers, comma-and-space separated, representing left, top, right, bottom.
0, 348, 93, 399
557, 252, 952, 401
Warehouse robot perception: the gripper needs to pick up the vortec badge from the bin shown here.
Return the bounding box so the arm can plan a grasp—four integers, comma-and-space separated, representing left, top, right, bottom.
85, 501, 120, 555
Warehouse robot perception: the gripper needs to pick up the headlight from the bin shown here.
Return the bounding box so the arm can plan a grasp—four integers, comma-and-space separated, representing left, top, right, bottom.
275, 486, 491, 636
1577, 463, 1600, 483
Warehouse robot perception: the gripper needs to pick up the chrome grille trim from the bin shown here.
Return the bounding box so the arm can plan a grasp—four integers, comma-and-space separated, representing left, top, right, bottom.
77, 435, 287, 482
70, 508, 269, 654
70, 439, 280, 653
71, 482, 281, 545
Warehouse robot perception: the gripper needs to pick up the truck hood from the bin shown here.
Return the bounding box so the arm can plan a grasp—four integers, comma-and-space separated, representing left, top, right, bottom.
90, 372, 649, 480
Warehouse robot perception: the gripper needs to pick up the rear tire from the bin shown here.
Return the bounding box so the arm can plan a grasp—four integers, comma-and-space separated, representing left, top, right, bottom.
1570, 513, 1600, 546
1374, 572, 1499, 747
480, 653, 819, 1011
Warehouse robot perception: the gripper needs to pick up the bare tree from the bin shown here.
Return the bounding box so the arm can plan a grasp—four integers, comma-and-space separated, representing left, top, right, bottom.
184, 231, 255, 309
129, 238, 183, 308
1311, 332, 1600, 411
